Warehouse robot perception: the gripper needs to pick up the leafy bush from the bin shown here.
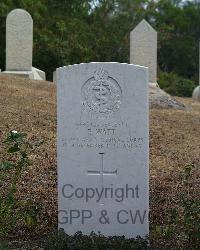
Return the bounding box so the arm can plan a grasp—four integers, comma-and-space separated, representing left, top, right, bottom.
43, 230, 149, 250
179, 165, 200, 245
158, 72, 196, 97
0, 241, 8, 250
0, 131, 43, 237
152, 164, 200, 249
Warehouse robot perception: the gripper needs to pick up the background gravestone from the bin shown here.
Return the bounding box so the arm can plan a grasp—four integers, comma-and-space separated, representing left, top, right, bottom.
192, 42, 200, 101
130, 19, 157, 85
3, 9, 45, 80
6, 9, 32, 71
57, 62, 149, 238
130, 20, 187, 110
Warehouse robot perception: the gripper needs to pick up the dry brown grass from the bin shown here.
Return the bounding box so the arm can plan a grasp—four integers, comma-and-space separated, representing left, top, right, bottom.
0, 75, 199, 248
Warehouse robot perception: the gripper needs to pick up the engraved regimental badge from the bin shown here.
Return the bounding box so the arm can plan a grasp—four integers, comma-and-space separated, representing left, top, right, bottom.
81, 68, 122, 118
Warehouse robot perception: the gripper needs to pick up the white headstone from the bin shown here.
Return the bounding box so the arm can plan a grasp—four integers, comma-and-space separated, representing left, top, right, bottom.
6, 9, 33, 71
3, 9, 46, 80
192, 42, 200, 101
57, 63, 149, 238
130, 19, 157, 85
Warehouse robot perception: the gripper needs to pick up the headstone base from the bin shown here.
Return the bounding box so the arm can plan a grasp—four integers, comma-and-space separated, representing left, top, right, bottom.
192, 86, 200, 101
2, 66, 46, 81
149, 82, 159, 88
149, 85, 187, 110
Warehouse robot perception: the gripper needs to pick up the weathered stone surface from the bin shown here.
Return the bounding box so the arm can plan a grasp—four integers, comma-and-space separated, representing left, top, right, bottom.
57, 62, 149, 238
130, 19, 157, 84
6, 9, 33, 71
149, 85, 187, 110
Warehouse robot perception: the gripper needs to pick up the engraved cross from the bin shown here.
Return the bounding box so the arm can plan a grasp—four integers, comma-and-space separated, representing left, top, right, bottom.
87, 153, 117, 191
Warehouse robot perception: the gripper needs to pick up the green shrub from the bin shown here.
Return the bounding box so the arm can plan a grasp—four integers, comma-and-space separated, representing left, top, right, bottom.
43, 229, 149, 250
0, 241, 8, 250
0, 131, 43, 237
158, 72, 196, 97
180, 165, 200, 245
153, 164, 200, 249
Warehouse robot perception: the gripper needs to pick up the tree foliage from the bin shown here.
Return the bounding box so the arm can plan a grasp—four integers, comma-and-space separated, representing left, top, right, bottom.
0, 0, 199, 82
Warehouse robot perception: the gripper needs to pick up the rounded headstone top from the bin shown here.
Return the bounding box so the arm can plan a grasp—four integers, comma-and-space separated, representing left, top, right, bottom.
7, 9, 33, 24
6, 8, 33, 71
